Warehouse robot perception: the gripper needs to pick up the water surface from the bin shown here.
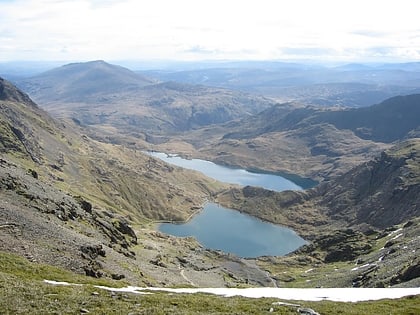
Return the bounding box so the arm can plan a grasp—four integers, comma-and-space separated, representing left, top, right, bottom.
148, 152, 302, 191
159, 203, 307, 258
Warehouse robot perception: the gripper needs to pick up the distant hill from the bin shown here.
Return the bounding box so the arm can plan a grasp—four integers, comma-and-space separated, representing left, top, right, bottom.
306, 94, 420, 142
18, 60, 156, 103
223, 94, 420, 143
18, 61, 275, 134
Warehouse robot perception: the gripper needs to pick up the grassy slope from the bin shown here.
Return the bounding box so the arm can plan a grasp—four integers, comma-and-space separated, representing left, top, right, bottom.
1, 252, 419, 315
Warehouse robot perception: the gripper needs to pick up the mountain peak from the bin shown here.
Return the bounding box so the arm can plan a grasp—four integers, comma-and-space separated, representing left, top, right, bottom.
19, 60, 155, 103
63, 59, 110, 68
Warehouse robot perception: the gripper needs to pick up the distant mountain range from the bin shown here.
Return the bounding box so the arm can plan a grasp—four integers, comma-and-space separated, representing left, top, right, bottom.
17, 61, 275, 134
143, 62, 420, 106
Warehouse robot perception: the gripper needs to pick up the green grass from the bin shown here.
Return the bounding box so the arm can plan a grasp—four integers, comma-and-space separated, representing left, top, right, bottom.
1, 251, 419, 314
0, 251, 124, 287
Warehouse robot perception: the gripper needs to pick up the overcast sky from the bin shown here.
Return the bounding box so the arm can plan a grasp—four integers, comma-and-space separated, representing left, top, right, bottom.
1, 0, 419, 63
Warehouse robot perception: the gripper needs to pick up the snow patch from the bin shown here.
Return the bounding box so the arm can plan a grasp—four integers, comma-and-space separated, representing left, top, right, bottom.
44, 280, 420, 302
388, 228, 403, 237
391, 233, 403, 241
351, 263, 371, 271
43, 280, 82, 286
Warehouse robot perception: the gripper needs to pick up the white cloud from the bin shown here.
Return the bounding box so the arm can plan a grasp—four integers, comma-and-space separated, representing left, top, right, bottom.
0, 0, 419, 61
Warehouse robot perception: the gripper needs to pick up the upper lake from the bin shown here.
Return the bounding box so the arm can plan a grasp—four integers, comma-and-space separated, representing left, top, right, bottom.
147, 152, 308, 191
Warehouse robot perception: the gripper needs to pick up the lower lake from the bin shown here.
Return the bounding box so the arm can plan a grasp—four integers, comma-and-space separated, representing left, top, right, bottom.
159, 203, 307, 258
148, 151, 310, 257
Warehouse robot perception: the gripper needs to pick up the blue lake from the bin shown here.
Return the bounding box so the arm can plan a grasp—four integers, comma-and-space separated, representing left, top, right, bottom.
147, 152, 304, 191
160, 203, 307, 258
149, 151, 309, 257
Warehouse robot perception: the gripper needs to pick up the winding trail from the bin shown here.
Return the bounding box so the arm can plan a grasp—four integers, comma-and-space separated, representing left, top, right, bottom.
179, 268, 196, 287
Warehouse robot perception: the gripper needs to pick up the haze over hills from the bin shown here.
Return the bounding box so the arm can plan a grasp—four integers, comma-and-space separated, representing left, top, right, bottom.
143, 62, 420, 106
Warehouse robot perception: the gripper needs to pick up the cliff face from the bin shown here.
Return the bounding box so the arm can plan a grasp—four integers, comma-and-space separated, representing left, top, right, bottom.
317, 139, 419, 229
0, 77, 58, 162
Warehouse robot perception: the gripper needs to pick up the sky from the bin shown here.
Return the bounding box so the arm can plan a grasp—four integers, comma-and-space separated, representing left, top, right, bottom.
1, 0, 420, 63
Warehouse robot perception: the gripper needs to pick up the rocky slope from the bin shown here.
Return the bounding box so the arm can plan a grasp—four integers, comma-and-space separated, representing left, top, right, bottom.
1, 76, 226, 222
0, 155, 278, 287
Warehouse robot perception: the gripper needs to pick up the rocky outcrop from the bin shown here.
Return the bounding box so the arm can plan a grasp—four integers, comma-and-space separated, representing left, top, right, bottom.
297, 229, 373, 263
0, 77, 37, 107
391, 258, 420, 285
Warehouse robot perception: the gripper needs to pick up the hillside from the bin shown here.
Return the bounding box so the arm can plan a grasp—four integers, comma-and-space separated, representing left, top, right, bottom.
1, 76, 223, 221
165, 95, 419, 180
299, 94, 420, 142
221, 94, 420, 142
